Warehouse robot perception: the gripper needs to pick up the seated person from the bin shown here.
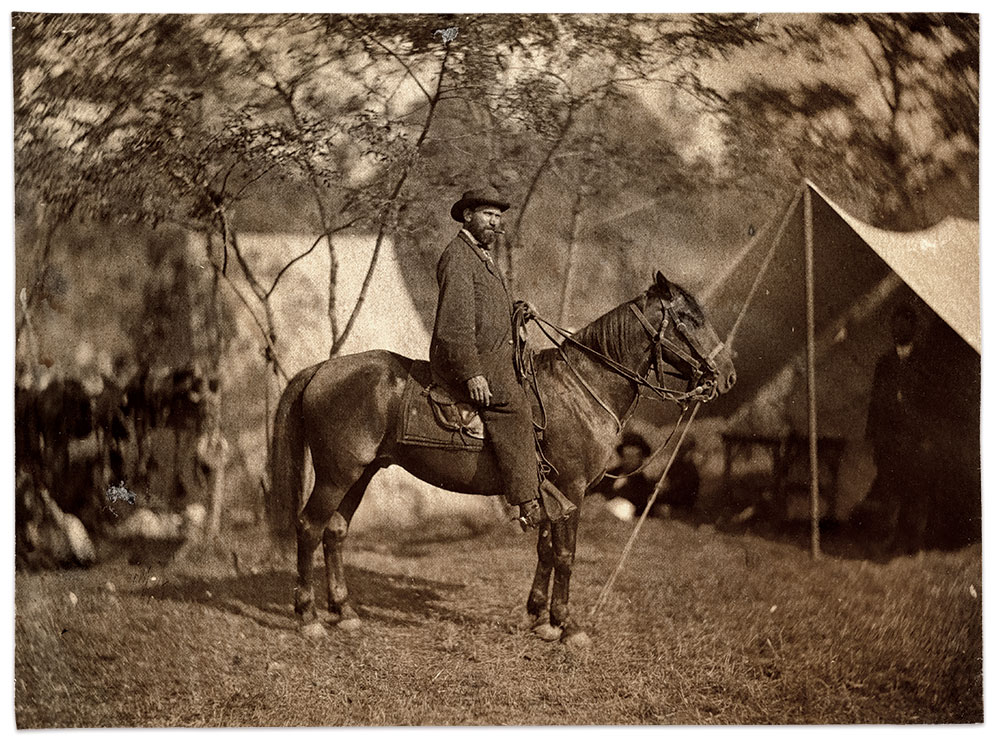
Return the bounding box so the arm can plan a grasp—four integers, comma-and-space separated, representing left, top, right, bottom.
663, 438, 701, 516
592, 431, 658, 516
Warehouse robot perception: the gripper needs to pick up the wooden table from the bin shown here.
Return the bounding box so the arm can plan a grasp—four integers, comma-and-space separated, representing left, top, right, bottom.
721, 431, 847, 520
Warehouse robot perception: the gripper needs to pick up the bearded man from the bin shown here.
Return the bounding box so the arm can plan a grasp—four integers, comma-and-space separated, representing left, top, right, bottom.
429, 186, 560, 529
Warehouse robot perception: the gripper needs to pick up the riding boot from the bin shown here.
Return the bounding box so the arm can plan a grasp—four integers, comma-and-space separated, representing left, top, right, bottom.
516, 482, 576, 531
539, 478, 576, 522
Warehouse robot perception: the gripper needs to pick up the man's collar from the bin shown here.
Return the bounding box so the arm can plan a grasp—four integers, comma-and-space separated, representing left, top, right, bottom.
459, 228, 493, 262
460, 228, 487, 250
457, 228, 508, 288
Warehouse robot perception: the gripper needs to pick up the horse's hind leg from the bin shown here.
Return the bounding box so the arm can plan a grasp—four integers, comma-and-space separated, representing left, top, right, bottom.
528, 522, 561, 641
295, 475, 352, 634
322, 463, 379, 631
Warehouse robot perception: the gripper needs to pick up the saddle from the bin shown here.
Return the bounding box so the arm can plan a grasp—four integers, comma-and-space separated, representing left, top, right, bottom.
400, 361, 485, 451
398, 360, 578, 521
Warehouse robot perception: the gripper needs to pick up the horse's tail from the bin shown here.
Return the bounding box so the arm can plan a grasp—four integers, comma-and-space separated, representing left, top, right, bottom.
266, 363, 321, 541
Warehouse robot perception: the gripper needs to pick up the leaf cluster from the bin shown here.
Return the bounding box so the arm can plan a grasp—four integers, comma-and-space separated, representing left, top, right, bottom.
718, 13, 978, 225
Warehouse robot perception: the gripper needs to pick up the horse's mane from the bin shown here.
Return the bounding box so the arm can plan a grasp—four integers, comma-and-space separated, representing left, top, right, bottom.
570, 294, 650, 363
569, 278, 704, 363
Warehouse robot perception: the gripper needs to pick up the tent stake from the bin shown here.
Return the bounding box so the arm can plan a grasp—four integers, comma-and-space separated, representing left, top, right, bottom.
803, 184, 822, 559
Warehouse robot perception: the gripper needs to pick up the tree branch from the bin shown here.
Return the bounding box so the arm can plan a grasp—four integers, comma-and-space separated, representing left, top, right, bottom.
506, 104, 577, 285
332, 39, 452, 354
346, 17, 435, 103
203, 233, 289, 383
265, 216, 362, 299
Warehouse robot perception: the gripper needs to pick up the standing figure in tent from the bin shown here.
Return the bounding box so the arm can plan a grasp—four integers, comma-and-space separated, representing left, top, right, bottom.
863, 302, 933, 555
430, 186, 573, 530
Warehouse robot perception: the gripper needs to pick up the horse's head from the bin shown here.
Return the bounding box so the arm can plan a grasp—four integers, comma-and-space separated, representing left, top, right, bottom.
635, 271, 736, 401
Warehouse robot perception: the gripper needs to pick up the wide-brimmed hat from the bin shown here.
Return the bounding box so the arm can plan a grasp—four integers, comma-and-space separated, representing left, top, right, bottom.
450, 186, 510, 222
617, 431, 652, 458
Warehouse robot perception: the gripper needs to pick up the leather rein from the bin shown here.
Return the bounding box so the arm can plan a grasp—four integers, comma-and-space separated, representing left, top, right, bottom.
524, 293, 723, 430
512, 293, 722, 480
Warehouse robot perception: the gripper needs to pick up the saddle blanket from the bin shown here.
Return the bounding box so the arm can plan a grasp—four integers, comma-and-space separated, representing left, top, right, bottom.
400, 361, 486, 452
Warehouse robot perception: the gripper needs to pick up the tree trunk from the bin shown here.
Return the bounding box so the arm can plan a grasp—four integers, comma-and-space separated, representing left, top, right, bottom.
17, 288, 41, 365
205, 381, 228, 539
558, 188, 586, 327
328, 237, 339, 356
203, 229, 229, 540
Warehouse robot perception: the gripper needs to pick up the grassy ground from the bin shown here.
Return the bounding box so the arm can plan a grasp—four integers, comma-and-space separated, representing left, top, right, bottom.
14, 501, 982, 726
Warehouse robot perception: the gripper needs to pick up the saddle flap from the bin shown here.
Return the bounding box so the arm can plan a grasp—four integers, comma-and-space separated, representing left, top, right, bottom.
399, 361, 485, 450
427, 386, 483, 437
426, 384, 457, 405
427, 385, 480, 431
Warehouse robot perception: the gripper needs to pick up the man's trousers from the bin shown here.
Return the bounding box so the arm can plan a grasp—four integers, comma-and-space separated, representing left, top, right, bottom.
479, 357, 539, 507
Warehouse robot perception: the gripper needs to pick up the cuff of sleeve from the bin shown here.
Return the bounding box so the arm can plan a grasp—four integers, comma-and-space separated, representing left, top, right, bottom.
458, 366, 484, 383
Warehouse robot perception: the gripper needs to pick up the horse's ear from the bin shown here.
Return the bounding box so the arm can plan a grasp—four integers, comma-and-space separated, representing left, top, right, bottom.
654, 271, 672, 296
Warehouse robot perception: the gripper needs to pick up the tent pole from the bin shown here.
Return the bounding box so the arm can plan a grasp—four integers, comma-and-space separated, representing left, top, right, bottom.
803, 184, 822, 559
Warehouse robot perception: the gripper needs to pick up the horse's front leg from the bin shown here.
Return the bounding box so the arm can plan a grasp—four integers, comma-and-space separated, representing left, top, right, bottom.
527, 521, 561, 641
550, 498, 591, 648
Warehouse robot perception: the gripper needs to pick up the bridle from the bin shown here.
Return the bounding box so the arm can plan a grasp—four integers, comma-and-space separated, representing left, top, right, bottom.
626, 291, 727, 402
525, 290, 726, 434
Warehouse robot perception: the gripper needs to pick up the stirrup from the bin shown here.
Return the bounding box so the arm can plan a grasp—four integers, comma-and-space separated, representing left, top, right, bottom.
517, 498, 544, 531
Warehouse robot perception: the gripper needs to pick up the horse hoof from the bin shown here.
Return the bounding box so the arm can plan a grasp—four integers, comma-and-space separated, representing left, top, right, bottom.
562, 630, 592, 649
300, 620, 328, 639
337, 616, 362, 632
533, 622, 563, 642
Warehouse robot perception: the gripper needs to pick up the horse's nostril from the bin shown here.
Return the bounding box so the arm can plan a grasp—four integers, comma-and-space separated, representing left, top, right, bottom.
728, 372, 737, 388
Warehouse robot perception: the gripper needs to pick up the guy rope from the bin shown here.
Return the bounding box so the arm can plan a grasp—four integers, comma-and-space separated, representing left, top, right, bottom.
586, 186, 798, 621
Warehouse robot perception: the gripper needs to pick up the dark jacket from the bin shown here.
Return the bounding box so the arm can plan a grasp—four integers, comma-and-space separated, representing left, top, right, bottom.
866, 349, 927, 466
430, 231, 515, 389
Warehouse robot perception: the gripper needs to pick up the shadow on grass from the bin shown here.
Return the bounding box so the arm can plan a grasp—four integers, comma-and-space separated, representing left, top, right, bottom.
712, 512, 981, 564
351, 520, 505, 558
138, 563, 470, 632
702, 472, 981, 564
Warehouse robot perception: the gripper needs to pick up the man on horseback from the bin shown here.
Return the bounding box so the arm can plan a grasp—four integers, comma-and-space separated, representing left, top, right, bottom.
430, 186, 571, 530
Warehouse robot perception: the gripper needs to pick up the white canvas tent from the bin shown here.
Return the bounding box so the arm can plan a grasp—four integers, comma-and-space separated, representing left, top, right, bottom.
701, 180, 980, 553
189, 232, 502, 532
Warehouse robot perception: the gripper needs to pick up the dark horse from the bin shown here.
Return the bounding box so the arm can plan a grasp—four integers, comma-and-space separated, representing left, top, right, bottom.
267, 271, 735, 642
